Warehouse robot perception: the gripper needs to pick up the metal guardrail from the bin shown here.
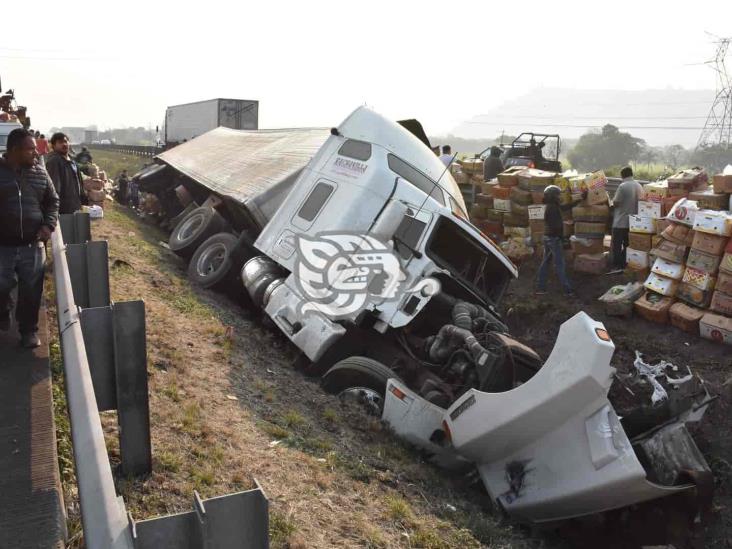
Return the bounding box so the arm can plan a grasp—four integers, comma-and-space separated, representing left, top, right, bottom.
85, 144, 162, 157
53, 212, 270, 548
51, 226, 134, 549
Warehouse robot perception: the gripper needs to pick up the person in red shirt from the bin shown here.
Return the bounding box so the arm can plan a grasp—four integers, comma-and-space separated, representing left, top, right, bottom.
36, 134, 49, 166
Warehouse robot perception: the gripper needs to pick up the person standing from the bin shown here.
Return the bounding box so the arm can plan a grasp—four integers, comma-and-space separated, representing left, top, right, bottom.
536, 185, 575, 296
35, 134, 49, 166
0, 128, 59, 347
483, 146, 504, 181
128, 177, 140, 209
115, 169, 129, 205
46, 132, 86, 214
610, 166, 644, 273
438, 145, 454, 167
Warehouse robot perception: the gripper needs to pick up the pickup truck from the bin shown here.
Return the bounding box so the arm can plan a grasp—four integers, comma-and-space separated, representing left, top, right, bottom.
139, 107, 711, 524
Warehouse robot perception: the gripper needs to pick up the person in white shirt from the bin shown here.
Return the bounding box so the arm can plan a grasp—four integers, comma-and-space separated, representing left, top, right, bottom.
438, 145, 454, 167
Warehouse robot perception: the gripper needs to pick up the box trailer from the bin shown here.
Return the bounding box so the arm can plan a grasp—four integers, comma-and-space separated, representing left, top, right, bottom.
164, 98, 258, 145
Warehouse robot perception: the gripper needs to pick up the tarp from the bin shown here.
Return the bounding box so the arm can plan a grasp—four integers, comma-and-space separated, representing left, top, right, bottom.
156, 126, 331, 207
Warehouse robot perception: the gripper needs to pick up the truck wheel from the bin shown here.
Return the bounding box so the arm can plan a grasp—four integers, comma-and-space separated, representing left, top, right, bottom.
188, 232, 239, 289
321, 357, 400, 415
169, 206, 227, 258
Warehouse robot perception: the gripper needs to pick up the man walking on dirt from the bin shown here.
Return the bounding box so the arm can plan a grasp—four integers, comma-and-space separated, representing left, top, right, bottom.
46, 132, 86, 214
610, 166, 644, 273
0, 128, 59, 347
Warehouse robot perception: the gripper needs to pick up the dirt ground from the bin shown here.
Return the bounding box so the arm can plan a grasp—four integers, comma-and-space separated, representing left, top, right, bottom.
56, 172, 731, 547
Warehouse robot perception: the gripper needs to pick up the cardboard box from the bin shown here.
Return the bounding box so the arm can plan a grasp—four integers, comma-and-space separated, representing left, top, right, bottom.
587, 170, 608, 190
669, 302, 705, 335
574, 221, 607, 237
717, 270, 732, 294
711, 290, 732, 315
691, 231, 729, 256
492, 186, 512, 200
677, 282, 714, 308
586, 187, 609, 206
517, 169, 557, 191
686, 248, 722, 274
651, 258, 685, 280
668, 168, 708, 190
661, 222, 691, 245
474, 221, 504, 239
644, 273, 679, 296
497, 166, 524, 187
528, 205, 546, 220
475, 193, 494, 206
712, 173, 732, 193
624, 264, 650, 282
652, 239, 689, 263
634, 291, 675, 324
629, 215, 657, 234
570, 236, 605, 255
461, 158, 484, 174
656, 219, 671, 235
574, 252, 608, 274
531, 191, 545, 205
722, 253, 732, 275
627, 248, 650, 269
510, 187, 533, 205
505, 226, 531, 238
667, 198, 699, 226
693, 210, 732, 237
644, 180, 668, 200
494, 198, 512, 212
668, 188, 690, 198
682, 266, 716, 291
484, 209, 504, 223
692, 190, 729, 211
662, 196, 680, 216
699, 312, 732, 345
629, 232, 653, 252
572, 204, 610, 222
503, 212, 529, 227
638, 201, 663, 218
470, 174, 485, 185
480, 181, 498, 195
511, 201, 529, 217
652, 235, 663, 249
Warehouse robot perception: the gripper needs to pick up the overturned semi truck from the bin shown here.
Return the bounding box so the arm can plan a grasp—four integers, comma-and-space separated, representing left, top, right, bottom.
137, 107, 712, 524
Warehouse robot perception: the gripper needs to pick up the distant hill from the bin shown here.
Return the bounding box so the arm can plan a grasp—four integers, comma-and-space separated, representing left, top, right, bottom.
450, 88, 715, 148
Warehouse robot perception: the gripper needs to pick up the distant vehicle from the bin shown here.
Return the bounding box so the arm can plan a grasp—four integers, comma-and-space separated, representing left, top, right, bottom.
164, 98, 259, 146
100, 139, 112, 145
0, 121, 23, 153
482, 133, 562, 173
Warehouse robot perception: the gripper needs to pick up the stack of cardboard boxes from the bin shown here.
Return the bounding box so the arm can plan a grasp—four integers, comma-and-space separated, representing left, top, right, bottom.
634, 168, 732, 345
82, 163, 110, 208
568, 172, 610, 274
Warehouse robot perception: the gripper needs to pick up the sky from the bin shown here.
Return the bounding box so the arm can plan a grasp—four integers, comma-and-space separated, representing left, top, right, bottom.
2, 0, 731, 137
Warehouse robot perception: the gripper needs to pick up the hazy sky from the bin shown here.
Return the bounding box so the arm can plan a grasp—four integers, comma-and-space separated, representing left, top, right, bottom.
2, 0, 731, 136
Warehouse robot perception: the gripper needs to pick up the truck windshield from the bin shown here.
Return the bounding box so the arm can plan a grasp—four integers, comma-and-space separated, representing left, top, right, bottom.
426, 216, 512, 305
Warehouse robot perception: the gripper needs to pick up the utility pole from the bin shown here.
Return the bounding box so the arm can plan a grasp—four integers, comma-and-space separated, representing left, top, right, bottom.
696, 35, 732, 150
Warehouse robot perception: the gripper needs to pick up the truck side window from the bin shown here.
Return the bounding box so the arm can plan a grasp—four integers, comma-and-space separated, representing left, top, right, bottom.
338, 139, 371, 161
297, 182, 335, 222
387, 154, 445, 206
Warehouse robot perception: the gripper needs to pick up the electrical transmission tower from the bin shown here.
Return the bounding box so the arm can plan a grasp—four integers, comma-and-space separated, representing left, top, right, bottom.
696, 35, 732, 149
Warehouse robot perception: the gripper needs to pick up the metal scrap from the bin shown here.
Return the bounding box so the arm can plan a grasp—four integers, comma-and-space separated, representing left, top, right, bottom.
633, 351, 693, 405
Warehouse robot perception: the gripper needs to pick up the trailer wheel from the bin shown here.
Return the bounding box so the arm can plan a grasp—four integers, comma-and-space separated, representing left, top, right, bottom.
187, 232, 239, 289
169, 206, 227, 258
321, 357, 400, 415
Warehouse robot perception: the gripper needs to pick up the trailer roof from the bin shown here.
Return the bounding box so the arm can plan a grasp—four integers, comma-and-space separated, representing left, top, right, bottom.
166, 98, 259, 109
156, 126, 330, 205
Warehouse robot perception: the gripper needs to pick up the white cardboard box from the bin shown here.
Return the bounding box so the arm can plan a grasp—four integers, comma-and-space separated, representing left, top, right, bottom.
626, 248, 650, 269
528, 204, 546, 220
638, 201, 663, 219
692, 210, 732, 237
651, 257, 684, 280
494, 198, 511, 212
644, 272, 679, 296
667, 198, 699, 227
629, 215, 657, 234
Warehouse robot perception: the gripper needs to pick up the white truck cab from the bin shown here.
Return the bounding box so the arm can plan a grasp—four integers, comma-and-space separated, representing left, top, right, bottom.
0, 121, 23, 154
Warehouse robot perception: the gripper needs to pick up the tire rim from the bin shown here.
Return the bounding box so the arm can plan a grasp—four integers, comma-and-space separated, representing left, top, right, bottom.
338, 387, 383, 415
178, 213, 205, 241
196, 243, 228, 277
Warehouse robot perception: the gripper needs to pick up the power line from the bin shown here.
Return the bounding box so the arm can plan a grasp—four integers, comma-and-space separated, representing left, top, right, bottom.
463, 121, 708, 130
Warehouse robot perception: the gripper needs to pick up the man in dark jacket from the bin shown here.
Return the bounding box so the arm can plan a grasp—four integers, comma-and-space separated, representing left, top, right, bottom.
46, 132, 86, 214
483, 146, 504, 181
0, 128, 60, 347
536, 185, 578, 296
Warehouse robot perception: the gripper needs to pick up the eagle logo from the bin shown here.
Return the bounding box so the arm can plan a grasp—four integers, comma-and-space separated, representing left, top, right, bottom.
293, 232, 439, 319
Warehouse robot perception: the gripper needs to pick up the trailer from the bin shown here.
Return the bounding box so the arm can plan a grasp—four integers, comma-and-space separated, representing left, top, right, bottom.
164, 98, 259, 146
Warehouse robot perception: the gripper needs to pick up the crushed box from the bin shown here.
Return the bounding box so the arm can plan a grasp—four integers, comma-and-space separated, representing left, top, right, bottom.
669, 302, 705, 335
634, 291, 675, 324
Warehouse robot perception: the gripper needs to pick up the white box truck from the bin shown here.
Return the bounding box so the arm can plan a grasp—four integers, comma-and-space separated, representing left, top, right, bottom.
164, 98, 258, 146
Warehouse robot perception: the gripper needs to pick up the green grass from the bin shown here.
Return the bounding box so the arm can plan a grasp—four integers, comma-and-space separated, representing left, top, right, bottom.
269, 511, 298, 545
87, 149, 150, 180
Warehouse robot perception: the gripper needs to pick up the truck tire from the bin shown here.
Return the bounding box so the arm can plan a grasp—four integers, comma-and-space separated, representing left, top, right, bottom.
187, 232, 239, 289
169, 206, 227, 258
321, 357, 400, 415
